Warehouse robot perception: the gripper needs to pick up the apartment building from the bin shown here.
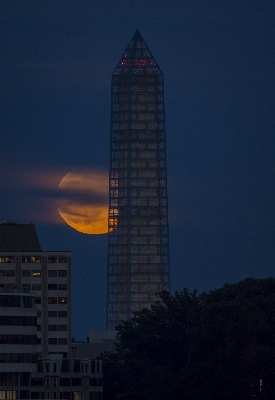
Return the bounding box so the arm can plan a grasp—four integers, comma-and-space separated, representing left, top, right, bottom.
0, 223, 103, 399
0, 222, 71, 359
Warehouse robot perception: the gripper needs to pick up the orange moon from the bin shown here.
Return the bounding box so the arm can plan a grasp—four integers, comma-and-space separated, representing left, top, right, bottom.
57, 169, 109, 235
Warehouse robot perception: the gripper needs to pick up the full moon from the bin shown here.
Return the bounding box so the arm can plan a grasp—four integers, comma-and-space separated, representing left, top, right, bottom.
57, 169, 109, 235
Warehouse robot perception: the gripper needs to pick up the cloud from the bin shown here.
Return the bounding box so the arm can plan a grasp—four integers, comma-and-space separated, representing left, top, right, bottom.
1, 167, 109, 227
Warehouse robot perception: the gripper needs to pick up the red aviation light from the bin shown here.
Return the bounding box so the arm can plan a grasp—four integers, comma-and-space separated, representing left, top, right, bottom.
135, 59, 147, 66
121, 59, 148, 67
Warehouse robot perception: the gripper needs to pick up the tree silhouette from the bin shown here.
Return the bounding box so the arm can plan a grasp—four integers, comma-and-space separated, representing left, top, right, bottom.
102, 277, 275, 400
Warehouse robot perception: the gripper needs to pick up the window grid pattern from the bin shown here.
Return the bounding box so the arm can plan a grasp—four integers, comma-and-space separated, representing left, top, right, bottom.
107, 30, 170, 329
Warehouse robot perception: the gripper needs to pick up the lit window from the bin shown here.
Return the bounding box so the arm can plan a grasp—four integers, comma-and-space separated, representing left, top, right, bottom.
32, 271, 41, 277
31, 257, 41, 263
22, 257, 31, 263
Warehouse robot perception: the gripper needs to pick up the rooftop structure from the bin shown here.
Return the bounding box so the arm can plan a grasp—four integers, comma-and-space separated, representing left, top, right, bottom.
0, 222, 42, 252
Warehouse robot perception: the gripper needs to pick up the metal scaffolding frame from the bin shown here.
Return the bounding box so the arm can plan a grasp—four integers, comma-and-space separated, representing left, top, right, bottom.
106, 30, 170, 330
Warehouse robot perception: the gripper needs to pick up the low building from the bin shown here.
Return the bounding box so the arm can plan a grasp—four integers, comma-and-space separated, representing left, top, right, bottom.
72, 331, 117, 359
31, 356, 103, 400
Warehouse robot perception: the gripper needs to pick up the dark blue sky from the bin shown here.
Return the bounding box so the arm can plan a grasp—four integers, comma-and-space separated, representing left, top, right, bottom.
1, 0, 275, 339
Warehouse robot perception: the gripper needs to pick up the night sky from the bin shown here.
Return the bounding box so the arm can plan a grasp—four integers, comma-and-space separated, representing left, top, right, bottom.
1, 0, 275, 339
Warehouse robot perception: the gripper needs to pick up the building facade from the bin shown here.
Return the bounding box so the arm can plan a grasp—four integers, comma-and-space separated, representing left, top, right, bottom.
0, 222, 71, 360
0, 301, 103, 400
0, 248, 71, 360
107, 30, 170, 329
0, 223, 103, 399
0, 288, 37, 399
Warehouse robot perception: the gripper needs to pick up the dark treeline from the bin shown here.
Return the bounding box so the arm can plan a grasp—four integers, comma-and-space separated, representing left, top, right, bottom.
102, 277, 275, 400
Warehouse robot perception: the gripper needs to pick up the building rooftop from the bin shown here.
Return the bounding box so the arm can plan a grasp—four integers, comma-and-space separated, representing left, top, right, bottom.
0, 222, 42, 252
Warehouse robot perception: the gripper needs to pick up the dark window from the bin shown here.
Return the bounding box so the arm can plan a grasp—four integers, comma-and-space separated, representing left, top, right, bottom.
48, 325, 57, 331
48, 257, 57, 263
48, 297, 57, 304
5, 283, 15, 289
31, 378, 44, 386
58, 284, 67, 290
48, 311, 57, 317
20, 390, 29, 399
61, 359, 70, 373
22, 283, 31, 290
90, 378, 103, 386
20, 372, 30, 386
58, 325, 67, 331
48, 284, 57, 290
48, 338, 57, 344
31, 391, 44, 399
32, 284, 41, 290
58, 270, 67, 277
0, 372, 18, 386
58, 338, 68, 345
5, 270, 15, 276
0, 353, 37, 363
60, 378, 71, 386
22, 270, 31, 277
0, 295, 20, 307
37, 360, 43, 372
48, 270, 57, 277
72, 378, 81, 386
0, 334, 36, 344
58, 311, 67, 318
58, 257, 67, 263
60, 392, 71, 399
73, 359, 80, 372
